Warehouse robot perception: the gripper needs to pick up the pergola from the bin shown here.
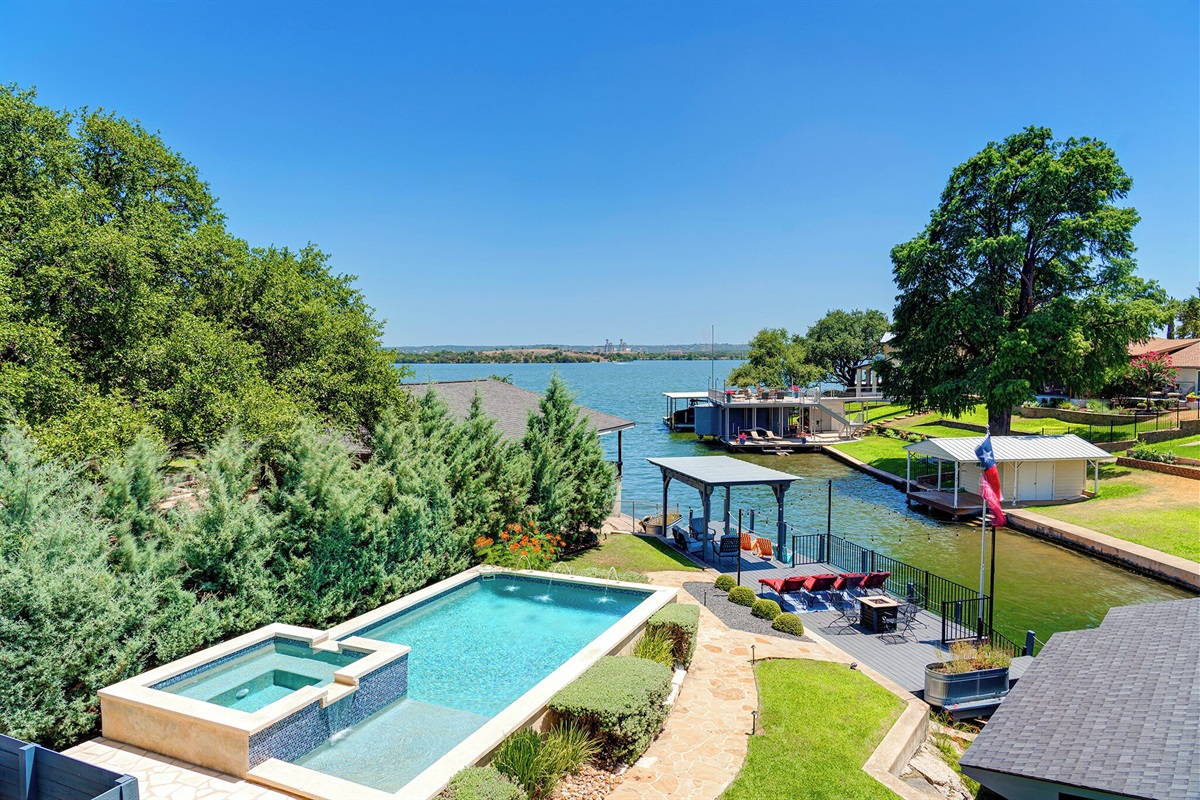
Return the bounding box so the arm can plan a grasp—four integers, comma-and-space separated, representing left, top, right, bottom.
646, 456, 798, 559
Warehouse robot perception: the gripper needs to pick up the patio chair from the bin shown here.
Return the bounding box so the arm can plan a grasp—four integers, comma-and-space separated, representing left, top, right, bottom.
746, 430, 765, 442
671, 527, 704, 555
880, 608, 916, 644
858, 571, 892, 595
825, 590, 861, 634
757, 575, 808, 599
740, 532, 754, 551
715, 535, 741, 567
832, 572, 866, 592
763, 430, 783, 441
752, 537, 774, 558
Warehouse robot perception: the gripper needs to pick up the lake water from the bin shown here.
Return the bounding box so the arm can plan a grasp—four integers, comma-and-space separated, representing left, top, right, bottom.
400, 361, 1193, 643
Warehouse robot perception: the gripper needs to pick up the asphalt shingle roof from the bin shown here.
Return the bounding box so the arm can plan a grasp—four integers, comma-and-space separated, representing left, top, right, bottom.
403, 379, 634, 441
960, 597, 1200, 800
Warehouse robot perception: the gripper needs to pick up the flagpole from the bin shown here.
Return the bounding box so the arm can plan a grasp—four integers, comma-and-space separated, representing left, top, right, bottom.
978, 425, 988, 641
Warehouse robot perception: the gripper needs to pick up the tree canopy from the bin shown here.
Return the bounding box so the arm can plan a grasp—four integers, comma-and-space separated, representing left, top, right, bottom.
804, 309, 889, 387
727, 328, 824, 388
0, 85, 404, 459
882, 127, 1162, 434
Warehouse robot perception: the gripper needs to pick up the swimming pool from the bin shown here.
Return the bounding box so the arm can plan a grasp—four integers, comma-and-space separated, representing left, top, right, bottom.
99, 567, 676, 800
296, 574, 651, 791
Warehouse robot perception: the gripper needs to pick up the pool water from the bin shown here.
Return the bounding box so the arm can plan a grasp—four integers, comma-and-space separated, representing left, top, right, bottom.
159, 638, 361, 713
294, 575, 648, 791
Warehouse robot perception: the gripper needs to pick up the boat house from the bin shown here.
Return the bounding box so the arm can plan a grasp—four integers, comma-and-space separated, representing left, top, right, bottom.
688, 387, 863, 452
903, 434, 1116, 517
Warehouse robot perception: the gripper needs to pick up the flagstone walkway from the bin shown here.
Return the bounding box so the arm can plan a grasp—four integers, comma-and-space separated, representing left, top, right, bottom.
608, 570, 848, 800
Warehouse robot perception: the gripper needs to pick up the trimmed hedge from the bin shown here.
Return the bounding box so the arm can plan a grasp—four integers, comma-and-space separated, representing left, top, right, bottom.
714, 575, 736, 592
728, 585, 756, 606
646, 603, 700, 668
439, 766, 527, 800
548, 655, 672, 764
750, 598, 781, 621
771, 612, 804, 636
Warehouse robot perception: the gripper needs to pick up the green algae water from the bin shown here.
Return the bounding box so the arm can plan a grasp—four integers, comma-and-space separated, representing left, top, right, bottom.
399, 361, 1193, 643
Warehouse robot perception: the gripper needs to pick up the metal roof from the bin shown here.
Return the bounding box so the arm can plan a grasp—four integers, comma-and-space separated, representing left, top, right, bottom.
646, 456, 798, 488
403, 379, 635, 441
662, 391, 712, 399
961, 598, 1200, 800
904, 434, 1115, 463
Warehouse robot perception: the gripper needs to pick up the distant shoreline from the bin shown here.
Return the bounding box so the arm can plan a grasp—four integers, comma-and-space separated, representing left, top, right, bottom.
392, 348, 746, 364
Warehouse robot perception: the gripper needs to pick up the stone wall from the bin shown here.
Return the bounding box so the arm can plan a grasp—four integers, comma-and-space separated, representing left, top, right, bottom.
1016, 406, 1170, 425
1137, 418, 1200, 443
1115, 457, 1200, 481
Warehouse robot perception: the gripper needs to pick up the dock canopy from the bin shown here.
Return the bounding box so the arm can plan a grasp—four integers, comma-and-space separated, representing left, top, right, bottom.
646, 456, 797, 559
903, 435, 1116, 512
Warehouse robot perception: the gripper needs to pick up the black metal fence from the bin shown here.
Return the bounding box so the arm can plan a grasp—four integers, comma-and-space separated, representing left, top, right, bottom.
792, 532, 1028, 656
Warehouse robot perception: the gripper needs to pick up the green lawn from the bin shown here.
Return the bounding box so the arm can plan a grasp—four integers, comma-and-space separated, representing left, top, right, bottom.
562, 533, 700, 574
723, 660, 904, 800
845, 401, 911, 423
1137, 432, 1200, 455
829, 437, 935, 480
896, 422, 978, 438
1029, 464, 1200, 562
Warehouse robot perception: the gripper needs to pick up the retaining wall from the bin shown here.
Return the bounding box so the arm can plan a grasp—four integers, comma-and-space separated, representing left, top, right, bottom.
1016, 406, 1172, 425
1115, 457, 1200, 481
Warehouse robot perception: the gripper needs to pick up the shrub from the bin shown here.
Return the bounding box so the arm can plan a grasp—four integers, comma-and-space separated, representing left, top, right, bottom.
771, 613, 805, 636
492, 729, 556, 798
439, 766, 527, 800
645, 603, 700, 668
728, 586, 756, 606
751, 598, 782, 621
933, 641, 1013, 674
714, 575, 736, 592
1085, 399, 1109, 413
542, 722, 601, 777
633, 628, 676, 668
1127, 445, 1176, 464
548, 655, 672, 764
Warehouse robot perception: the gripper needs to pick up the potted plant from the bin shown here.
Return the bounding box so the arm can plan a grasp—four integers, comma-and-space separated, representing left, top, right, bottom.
924, 641, 1013, 708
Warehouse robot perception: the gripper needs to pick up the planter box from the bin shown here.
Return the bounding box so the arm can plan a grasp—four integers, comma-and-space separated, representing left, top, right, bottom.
0, 734, 139, 800
924, 663, 1010, 708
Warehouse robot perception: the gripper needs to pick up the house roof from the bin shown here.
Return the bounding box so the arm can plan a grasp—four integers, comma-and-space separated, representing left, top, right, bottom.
646, 456, 797, 489
403, 379, 635, 441
1169, 341, 1200, 369
961, 598, 1200, 800
903, 434, 1115, 464
1128, 337, 1200, 359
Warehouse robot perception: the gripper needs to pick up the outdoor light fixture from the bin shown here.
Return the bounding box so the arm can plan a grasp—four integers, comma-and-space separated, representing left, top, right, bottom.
750, 710, 758, 734
751, 644, 756, 664
850, 662, 858, 670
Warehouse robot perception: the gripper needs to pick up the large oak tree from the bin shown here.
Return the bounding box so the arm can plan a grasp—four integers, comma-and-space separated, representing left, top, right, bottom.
882, 127, 1162, 434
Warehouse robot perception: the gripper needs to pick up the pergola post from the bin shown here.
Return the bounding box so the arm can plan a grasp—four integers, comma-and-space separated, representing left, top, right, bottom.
906, 451, 912, 499
773, 483, 788, 560
937, 458, 942, 491
617, 430, 623, 477
661, 473, 671, 537
1012, 462, 1021, 506
954, 462, 960, 507
701, 487, 713, 561
723, 486, 731, 542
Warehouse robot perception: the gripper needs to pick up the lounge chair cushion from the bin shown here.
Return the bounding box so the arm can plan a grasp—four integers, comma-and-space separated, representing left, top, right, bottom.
833, 573, 866, 591
803, 573, 838, 592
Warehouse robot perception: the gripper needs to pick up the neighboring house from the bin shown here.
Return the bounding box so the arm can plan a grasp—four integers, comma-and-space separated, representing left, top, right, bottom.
961, 597, 1200, 800
851, 332, 895, 398
1128, 337, 1200, 395
403, 378, 635, 473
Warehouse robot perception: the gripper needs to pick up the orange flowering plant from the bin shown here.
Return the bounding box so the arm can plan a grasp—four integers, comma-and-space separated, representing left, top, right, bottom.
474, 521, 566, 570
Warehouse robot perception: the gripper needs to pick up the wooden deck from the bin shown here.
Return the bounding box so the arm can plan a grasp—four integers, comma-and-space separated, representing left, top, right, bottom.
906, 488, 984, 518
673, 543, 1031, 698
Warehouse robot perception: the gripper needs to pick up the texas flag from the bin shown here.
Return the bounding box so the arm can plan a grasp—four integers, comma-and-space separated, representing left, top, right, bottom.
975, 435, 1007, 527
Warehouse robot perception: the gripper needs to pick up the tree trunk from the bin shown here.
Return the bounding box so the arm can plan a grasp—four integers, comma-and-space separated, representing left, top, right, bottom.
1166, 318, 1175, 339
988, 406, 1012, 436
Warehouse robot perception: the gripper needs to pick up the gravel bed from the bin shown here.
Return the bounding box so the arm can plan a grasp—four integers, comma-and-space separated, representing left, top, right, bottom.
682, 581, 814, 643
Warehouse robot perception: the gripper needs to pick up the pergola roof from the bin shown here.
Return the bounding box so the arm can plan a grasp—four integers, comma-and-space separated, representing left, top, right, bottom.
662, 391, 711, 399
904, 434, 1115, 464
403, 379, 635, 441
646, 456, 797, 491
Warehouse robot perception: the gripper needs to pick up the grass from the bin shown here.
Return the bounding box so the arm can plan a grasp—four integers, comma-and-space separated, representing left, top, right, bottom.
844, 401, 911, 423
902, 423, 978, 438
562, 533, 700, 574
829, 437, 935, 480
1136, 432, 1200, 455
723, 660, 904, 800
1029, 464, 1200, 562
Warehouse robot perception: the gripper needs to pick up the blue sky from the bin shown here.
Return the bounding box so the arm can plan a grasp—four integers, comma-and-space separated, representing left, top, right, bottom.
1, 1, 1196, 346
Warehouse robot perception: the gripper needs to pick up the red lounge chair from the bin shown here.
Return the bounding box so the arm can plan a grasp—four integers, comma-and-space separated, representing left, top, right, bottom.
758, 576, 808, 596
859, 571, 891, 594
803, 574, 838, 593
833, 573, 866, 591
